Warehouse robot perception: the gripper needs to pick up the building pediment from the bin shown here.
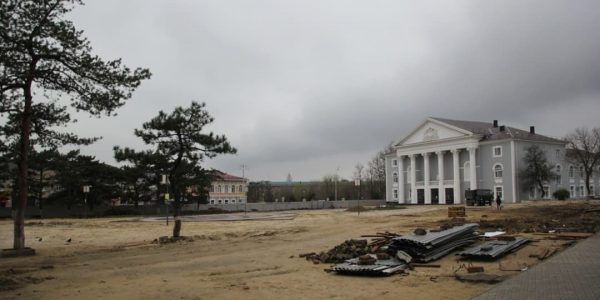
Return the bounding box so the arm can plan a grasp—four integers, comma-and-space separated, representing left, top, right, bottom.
395, 118, 474, 147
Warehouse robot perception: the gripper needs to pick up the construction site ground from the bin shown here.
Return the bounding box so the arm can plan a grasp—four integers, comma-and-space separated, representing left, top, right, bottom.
1, 200, 599, 300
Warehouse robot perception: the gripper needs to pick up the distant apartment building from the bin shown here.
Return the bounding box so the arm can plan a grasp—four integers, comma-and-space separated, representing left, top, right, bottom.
208, 172, 248, 205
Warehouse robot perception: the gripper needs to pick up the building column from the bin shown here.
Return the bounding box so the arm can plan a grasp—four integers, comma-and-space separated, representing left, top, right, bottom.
452, 149, 461, 204
423, 152, 431, 204
469, 147, 478, 190
398, 156, 405, 204
410, 154, 416, 204
437, 151, 445, 204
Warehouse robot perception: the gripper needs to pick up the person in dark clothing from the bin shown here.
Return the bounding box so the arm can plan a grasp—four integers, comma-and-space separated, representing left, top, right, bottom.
495, 195, 502, 210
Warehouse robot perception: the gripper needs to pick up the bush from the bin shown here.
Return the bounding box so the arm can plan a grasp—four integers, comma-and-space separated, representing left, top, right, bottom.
553, 189, 570, 200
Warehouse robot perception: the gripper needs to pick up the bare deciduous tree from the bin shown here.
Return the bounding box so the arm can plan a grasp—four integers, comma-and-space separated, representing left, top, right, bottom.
565, 127, 600, 196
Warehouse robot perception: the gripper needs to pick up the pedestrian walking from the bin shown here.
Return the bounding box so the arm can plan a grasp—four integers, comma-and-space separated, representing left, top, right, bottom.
496, 195, 502, 210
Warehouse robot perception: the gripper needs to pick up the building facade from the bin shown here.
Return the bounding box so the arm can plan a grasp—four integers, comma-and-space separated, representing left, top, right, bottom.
385, 117, 600, 204
208, 172, 248, 205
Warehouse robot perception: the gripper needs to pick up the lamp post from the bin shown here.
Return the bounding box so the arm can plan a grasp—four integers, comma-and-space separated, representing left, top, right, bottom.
354, 179, 361, 216
161, 175, 169, 226
334, 167, 340, 201
241, 164, 248, 216
82, 185, 91, 218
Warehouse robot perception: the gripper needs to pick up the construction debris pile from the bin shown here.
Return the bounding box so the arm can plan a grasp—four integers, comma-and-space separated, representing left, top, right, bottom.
460, 237, 529, 260
476, 204, 600, 234
387, 223, 480, 263
330, 254, 406, 276
301, 239, 371, 264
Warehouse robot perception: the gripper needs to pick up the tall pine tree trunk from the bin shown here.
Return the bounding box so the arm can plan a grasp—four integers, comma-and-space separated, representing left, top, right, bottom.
14, 82, 33, 250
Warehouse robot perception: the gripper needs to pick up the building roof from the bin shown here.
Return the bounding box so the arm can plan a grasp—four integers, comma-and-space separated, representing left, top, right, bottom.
214, 171, 246, 182
430, 117, 565, 144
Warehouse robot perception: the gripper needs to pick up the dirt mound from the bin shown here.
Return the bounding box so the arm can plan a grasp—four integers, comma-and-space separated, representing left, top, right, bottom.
475, 203, 600, 233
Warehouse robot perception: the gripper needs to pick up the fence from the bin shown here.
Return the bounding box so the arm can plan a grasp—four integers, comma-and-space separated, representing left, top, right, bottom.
181, 199, 386, 212
0, 199, 387, 218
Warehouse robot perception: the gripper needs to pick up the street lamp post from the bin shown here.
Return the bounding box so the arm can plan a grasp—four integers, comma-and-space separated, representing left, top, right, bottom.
82, 185, 91, 218
241, 164, 248, 216
354, 179, 361, 216
161, 175, 169, 226
334, 167, 340, 201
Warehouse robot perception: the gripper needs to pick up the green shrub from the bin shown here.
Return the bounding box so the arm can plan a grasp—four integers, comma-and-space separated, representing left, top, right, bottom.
552, 189, 570, 200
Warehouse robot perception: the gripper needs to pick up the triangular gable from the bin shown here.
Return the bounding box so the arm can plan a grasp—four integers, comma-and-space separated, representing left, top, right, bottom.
395, 117, 474, 146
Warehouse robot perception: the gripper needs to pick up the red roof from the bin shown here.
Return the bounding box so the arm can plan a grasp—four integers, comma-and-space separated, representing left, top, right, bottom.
215, 171, 245, 182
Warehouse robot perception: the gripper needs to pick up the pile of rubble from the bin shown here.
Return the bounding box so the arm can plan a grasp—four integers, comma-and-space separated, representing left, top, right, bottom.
300, 239, 371, 264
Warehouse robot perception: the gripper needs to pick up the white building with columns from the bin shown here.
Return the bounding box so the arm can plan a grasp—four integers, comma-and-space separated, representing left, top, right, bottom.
386, 117, 572, 204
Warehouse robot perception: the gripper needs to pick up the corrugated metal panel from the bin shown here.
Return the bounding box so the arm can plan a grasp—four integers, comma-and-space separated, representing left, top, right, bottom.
460, 238, 529, 259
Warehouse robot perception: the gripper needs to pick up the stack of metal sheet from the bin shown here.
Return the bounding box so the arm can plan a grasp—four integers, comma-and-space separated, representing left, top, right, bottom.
387, 223, 480, 262
459, 238, 529, 260
331, 255, 407, 276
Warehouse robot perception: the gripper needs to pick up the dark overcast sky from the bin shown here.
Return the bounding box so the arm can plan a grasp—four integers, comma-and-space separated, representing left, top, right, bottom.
65, 0, 600, 181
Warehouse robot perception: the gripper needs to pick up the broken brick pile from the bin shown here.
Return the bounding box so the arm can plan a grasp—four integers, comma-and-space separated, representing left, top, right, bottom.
300, 239, 371, 264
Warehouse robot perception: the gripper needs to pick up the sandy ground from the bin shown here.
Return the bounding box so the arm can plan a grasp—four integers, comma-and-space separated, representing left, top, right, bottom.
1, 201, 598, 300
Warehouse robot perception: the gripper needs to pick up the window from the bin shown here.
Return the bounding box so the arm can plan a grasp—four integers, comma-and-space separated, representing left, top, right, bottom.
392, 159, 398, 166
231, 199, 236, 204
569, 166, 574, 178
393, 189, 398, 199
238, 185, 243, 193
225, 185, 230, 193
493, 164, 503, 179
224, 199, 229, 204
555, 149, 561, 159
210, 199, 215, 205
543, 186, 550, 199
393, 172, 398, 183
570, 186, 575, 198
580, 185, 586, 197
217, 185, 222, 193
218, 199, 222, 204
590, 185, 595, 196
463, 162, 471, 182
493, 146, 502, 157
210, 185, 215, 193
555, 165, 561, 184
579, 166, 584, 176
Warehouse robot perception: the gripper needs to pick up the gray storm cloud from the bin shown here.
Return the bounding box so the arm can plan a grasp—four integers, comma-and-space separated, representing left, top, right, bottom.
66, 0, 600, 180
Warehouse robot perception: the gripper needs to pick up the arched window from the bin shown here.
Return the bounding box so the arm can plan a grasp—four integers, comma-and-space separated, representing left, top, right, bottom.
217, 185, 222, 193
556, 165, 561, 184
393, 172, 398, 183
493, 164, 503, 178
463, 162, 471, 182
569, 165, 574, 178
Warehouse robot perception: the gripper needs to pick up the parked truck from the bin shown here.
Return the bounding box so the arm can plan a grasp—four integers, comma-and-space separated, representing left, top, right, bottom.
465, 189, 493, 206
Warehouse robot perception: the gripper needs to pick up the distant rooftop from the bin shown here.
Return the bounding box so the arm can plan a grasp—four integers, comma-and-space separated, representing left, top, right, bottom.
214, 171, 246, 182
431, 117, 565, 144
